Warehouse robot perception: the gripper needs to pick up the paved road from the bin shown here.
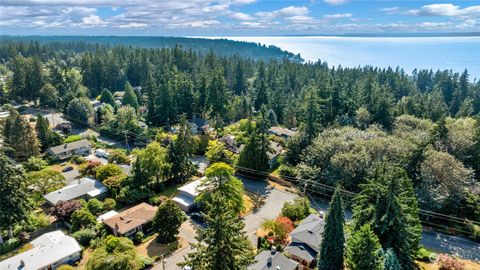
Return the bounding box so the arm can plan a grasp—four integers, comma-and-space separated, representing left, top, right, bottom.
153, 177, 480, 270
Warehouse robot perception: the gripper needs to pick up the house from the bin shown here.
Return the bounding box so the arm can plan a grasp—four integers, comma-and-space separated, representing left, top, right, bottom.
97, 210, 119, 222
172, 177, 205, 212
268, 141, 284, 168
0, 230, 82, 270
103, 203, 157, 238
249, 247, 298, 270
268, 126, 297, 139
47, 139, 92, 160
43, 177, 108, 206
219, 134, 241, 154
284, 214, 324, 269
190, 116, 210, 134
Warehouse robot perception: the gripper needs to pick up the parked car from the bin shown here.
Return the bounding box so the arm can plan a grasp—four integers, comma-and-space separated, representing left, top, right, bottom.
95, 149, 109, 159
190, 212, 205, 224
62, 166, 74, 172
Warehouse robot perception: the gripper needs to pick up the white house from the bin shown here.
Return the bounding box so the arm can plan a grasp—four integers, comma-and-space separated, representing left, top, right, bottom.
47, 139, 92, 160
0, 230, 82, 270
172, 177, 205, 212
43, 177, 108, 205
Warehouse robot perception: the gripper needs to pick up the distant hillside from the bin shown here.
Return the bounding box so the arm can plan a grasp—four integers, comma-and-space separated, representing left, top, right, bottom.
0, 35, 303, 62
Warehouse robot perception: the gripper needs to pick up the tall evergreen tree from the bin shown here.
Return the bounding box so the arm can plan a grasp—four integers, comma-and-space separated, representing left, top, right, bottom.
206, 69, 229, 127
237, 120, 269, 172
254, 79, 268, 111
383, 248, 401, 270
346, 224, 384, 270
0, 154, 32, 238
182, 193, 255, 270
3, 109, 40, 160
168, 115, 196, 182
100, 88, 116, 107
122, 82, 139, 110
352, 164, 422, 270
318, 187, 345, 270
233, 61, 247, 95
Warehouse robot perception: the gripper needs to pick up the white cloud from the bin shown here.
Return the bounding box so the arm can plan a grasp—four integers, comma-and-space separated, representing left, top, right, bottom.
324, 0, 348, 6
324, 13, 352, 19
82, 14, 106, 26
407, 4, 480, 19
230, 12, 254, 21
256, 6, 309, 20
381, 7, 400, 14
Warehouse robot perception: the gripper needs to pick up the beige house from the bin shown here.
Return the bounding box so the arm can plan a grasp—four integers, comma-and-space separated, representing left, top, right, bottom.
103, 203, 157, 238
47, 139, 92, 160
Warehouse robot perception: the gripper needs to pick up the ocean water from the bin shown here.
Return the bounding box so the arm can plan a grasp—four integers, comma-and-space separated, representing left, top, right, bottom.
218, 36, 480, 80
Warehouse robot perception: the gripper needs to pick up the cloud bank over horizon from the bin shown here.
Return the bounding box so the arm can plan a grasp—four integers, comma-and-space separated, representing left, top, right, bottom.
0, 0, 479, 35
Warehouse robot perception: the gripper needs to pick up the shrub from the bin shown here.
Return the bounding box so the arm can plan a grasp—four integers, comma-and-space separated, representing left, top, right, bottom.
23, 157, 47, 171
87, 198, 104, 215
108, 149, 130, 164
57, 265, 75, 270
276, 216, 295, 233
79, 160, 102, 177
281, 197, 311, 222
95, 164, 123, 181
51, 200, 83, 221
71, 208, 96, 232
72, 228, 97, 246
278, 164, 296, 178
103, 198, 116, 210
133, 231, 144, 244
0, 238, 21, 255
64, 135, 83, 143
436, 254, 465, 270
415, 247, 435, 262
70, 155, 86, 165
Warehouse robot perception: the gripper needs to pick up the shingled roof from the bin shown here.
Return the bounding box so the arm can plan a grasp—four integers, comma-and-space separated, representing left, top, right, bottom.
103, 203, 157, 235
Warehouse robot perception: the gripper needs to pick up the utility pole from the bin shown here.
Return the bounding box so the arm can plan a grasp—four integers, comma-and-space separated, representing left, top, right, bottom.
123, 131, 129, 151
160, 254, 166, 270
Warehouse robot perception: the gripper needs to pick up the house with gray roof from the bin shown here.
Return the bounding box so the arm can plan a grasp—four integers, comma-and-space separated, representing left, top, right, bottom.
172, 177, 206, 212
284, 214, 324, 269
43, 177, 108, 205
0, 230, 81, 270
268, 126, 297, 139
47, 139, 92, 160
249, 247, 298, 270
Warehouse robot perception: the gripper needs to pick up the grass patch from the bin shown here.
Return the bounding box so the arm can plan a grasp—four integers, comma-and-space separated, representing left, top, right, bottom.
417, 259, 480, 270
0, 243, 33, 261
135, 234, 186, 258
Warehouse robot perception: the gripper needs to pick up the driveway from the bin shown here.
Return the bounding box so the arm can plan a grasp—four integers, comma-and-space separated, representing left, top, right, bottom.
62, 168, 80, 185
155, 220, 197, 270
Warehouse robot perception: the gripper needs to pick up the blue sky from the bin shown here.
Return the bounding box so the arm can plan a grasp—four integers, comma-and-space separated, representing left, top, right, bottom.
0, 0, 479, 36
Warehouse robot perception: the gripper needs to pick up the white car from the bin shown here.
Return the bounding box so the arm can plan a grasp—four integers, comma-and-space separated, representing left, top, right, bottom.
95, 149, 109, 159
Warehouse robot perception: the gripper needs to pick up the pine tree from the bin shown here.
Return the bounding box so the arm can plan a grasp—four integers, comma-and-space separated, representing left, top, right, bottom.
152, 199, 186, 244
168, 115, 196, 182
318, 187, 345, 270
0, 154, 32, 238
233, 61, 247, 95
352, 164, 422, 270
122, 82, 139, 110
3, 109, 40, 160
237, 121, 269, 172
383, 248, 401, 270
100, 88, 116, 107
182, 193, 255, 270
207, 69, 229, 127
254, 79, 268, 111
346, 224, 384, 270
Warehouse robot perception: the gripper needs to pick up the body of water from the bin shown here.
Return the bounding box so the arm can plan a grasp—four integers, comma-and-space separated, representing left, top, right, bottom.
217, 36, 480, 79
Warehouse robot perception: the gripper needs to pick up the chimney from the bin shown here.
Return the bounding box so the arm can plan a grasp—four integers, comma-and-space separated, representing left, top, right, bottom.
271, 246, 277, 254
77, 178, 81, 185
267, 257, 272, 266
64, 144, 68, 148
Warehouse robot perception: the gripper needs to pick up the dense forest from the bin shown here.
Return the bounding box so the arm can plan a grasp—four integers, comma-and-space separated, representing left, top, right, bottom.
0, 35, 302, 62
0, 39, 479, 248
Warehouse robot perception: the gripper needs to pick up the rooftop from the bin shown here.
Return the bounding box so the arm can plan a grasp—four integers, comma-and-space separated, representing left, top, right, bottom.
103, 203, 157, 234
47, 139, 92, 155
289, 214, 324, 253
0, 230, 81, 270
177, 177, 205, 198
268, 126, 297, 137
43, 177, 107, 205
249, 249, 298, 270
